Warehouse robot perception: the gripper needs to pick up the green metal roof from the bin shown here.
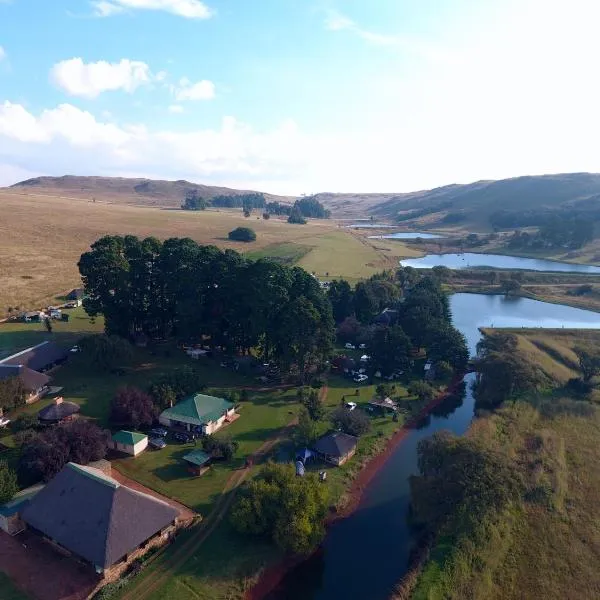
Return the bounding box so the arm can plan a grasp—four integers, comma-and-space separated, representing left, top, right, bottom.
112, 430, 148, 446
160, 393, 234, 427
182, 449, 211, 467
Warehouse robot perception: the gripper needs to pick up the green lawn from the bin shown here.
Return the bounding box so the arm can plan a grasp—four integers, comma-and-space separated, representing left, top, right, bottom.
0, 572, 30, 600
0, 306, 104, 359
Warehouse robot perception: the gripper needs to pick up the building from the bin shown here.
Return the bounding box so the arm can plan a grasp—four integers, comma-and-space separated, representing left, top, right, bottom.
159, 393, 236, 435
0, 341, 69, 373
0, 365, 50, 404
21, 462, 179, 578
0, 484, 44, 535
312, 432, 359, 466
108, 431, 148, 456
182, 449, 211, 476
38, 397, 80, 424
368, 396, 398, 413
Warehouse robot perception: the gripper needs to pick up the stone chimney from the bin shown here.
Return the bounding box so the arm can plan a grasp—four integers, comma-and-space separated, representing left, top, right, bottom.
54, 397, 63, 405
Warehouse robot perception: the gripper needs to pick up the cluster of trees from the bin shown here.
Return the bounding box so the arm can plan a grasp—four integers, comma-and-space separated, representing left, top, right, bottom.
331, 405, 370, 437
148, 366, 206, 409
230, 462, 329, 554
79, 236, 334, 381
505, 217, 594, 250
265, 201, 291, 216
76, 334, 134, 372
201, 436, 238, 461
0, 376, 26, 413
294, 196, 330, 219
182, 191, 267, 212
228, 227, 256, 242
0, 461, 18, 503
19, 420, 107, 482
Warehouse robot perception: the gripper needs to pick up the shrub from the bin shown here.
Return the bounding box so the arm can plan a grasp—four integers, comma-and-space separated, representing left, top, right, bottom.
228, 227, 257, 242
12, 413, 39, 432
331, 406, 370, 437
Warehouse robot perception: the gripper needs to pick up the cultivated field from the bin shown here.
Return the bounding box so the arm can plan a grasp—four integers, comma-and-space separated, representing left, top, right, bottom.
0, 192, 418, 314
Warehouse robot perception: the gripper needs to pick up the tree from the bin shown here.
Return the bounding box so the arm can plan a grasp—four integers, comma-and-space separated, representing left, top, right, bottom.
20, 420, 108, 482
230, 462, 329, 554
574, 346, 600, 382
353, 282, 378, 323
44, 317, 53, 333
13, 428, 37, 448
293, 196, 330, 219
77, 335, 133, 372
148, 382, 177, 410
263, 212, 271, 220
0, 461, 18, 504
149, 366, 205, 402
201, 436, 238, 461
228, 227, 257, 242
296, 407, 319, 446
303, 390, 325, 421
434, 360, 454, 380
0, 376, 27, 413
427, 325, 469, 371
182, 190, 208, 210
288, 208, 307, 224
331, 406, 370, 437
501, 277, 521, 296
110, 386, 156, 429
12, 413, 38, 432
327, 280, 354, 323
409, 381, 435, 402
370, 325, 411, 376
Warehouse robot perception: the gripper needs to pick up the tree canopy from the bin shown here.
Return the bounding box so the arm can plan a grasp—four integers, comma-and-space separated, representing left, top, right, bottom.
230, 462, 329, 554
0, 461, 18, 504
0, 376, 26, 413
228, 227, 257, 242
110, 386, 156, 429
76, 334, 133, 372
331, 406, 370, 437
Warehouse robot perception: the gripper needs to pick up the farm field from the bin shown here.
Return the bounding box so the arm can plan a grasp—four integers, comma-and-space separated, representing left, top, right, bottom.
0, 192, 417, 313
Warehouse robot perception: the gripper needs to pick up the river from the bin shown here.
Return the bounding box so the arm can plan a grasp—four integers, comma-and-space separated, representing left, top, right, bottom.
400, 253, 600, 273
267, 293, 600, 600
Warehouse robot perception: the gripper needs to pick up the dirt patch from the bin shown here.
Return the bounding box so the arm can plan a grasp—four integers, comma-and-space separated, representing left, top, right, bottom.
0, 530, 97, 600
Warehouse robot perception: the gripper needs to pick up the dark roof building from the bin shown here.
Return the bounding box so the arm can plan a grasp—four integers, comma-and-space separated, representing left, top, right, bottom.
22, 463, 178, 573
312, 432, 359, 466
0, 341, 69, 372
0, 365, 50, 393
38, 397, 80, 424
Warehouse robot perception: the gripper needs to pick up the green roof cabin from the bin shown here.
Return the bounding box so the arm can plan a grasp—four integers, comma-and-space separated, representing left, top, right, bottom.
159, 393, 236, 435
182, 449, 212, 476
108, 430, 148, 456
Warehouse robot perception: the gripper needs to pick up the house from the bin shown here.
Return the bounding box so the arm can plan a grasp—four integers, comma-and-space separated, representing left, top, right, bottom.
0, 484, 44, 535
38, 397, 80, 424
374, 308, 399, 326
312, 432, 359, 466
108, 431, 148, 456
368, 396, 398, 413
67, 288, 84, 302
0, 365, 50, 404
159, 393, 236, 435
21, 311, 44, 323
182, 449, 211, 476
21, 462, 179, 578
0, 341, 69, 373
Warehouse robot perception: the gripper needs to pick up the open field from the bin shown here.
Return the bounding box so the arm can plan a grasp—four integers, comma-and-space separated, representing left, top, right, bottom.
0, 192, 419, 313
412, 328, 600, 600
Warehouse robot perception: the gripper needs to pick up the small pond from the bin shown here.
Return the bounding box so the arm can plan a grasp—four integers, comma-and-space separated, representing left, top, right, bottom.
370, 232, 444, 239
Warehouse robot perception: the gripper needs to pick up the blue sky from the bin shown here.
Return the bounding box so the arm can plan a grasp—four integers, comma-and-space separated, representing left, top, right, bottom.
1, 0, 599, 194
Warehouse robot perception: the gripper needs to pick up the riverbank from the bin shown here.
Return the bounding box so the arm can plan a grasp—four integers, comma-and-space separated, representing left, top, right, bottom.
245, 374, 467, 600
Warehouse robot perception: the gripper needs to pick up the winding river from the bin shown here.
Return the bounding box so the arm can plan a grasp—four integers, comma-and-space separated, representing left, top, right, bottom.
268, 294, 600, 600
401, 253, 600, 273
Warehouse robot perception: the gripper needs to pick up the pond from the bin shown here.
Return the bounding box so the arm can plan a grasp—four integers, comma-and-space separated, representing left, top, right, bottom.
370, 232, 444, 240
345, 223, 399, 228
400, 252, 600, 273
268, 294, 600, 600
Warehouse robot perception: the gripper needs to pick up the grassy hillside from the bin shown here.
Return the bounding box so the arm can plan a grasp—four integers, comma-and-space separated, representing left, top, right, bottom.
405, 329, 600, 600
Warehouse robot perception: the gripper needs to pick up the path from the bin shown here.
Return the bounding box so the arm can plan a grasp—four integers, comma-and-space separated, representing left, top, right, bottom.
117, 399, 313, 600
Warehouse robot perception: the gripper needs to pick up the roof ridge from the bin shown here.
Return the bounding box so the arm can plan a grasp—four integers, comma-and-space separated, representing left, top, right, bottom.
0, 341, 50, 364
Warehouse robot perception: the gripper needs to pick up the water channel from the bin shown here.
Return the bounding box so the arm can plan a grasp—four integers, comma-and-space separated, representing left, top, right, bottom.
369, 232, 444, 239
268, 293, 600, 600
400, 253, 600, 273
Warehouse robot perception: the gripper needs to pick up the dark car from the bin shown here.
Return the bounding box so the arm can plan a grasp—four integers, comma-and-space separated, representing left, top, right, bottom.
148, 437, 167, 450
150, 427, 168, 437
173, 431, 195, 443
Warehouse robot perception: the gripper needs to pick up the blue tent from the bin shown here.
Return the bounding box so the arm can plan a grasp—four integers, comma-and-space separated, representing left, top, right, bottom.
296, 448, 315, 463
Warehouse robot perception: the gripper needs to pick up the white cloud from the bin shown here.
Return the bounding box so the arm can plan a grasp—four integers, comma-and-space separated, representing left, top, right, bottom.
173, 78, 215, 101
168, 104, 184, 113
0, 46, 5, 62
90, 0, 212, 19
50, 58, 153, 98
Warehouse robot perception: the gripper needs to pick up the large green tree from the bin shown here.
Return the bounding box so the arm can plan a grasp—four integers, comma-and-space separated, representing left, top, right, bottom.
0, 461, 18, 504
327, 279, 354, 323
428, 325, 469, 371
370, 325, 411, 376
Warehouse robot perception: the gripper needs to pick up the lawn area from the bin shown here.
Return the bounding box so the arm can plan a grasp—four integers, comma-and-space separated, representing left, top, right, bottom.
0, 306, 104, 359
0, 572, 31, 600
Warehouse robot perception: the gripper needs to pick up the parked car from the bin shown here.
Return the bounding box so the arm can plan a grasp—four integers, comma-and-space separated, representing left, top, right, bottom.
173, 431, 195, 443
70, 345, 80, 353
353, 374, 368, 383
148, 437, 167, 450
345, 402, 357, 411
344, 343, 356, 350
150, 427, 168, 437
359, 343, 367, 349
0, 417, 10, 428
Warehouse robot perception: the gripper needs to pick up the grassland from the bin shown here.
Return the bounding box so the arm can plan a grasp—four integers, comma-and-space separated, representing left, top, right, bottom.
409, 328, 600, 600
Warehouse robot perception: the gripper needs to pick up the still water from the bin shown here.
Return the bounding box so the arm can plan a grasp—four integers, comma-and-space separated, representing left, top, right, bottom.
369, 232, 444, 240
268, 294, 600, 600
400, 253, 600, 273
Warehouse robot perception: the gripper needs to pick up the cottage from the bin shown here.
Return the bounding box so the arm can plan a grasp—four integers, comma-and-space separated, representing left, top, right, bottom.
159, 393, 236, 435
38, 397, 80, 425
312, 432, 358, 466
0, 484, 43, 536
21, 463, 179, 578
109, 431, 148, 456
182, 449, 211, 476
0, 365, 50, 404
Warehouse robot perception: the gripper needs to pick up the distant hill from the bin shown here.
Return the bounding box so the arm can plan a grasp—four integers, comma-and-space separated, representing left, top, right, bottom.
8, 175, 293, 207
315, 173, 600, 228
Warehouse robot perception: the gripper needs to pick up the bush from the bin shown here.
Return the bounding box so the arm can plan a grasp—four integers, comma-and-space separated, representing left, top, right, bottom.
12, 413, 39, 432
228, 227, 257, 242
287, 208, 307, 224
331, 406, 370, 437
409, 381, 435, 402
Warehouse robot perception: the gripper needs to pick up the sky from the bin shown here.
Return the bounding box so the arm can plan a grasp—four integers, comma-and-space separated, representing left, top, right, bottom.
1, 0, 600, 195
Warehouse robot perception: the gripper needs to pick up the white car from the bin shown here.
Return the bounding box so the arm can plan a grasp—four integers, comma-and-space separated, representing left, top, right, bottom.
345, 402, 357, 411
344, 343, 356, 350
0, 417, 10, 428
353, 374, 368, 383
359, 344, 367, 349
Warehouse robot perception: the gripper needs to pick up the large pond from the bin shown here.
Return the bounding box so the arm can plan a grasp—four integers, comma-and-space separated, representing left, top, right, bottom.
400, 252, 600, 273
345, 223, 399, 229
268, 294, 600, 600
370, 232, 444, 240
